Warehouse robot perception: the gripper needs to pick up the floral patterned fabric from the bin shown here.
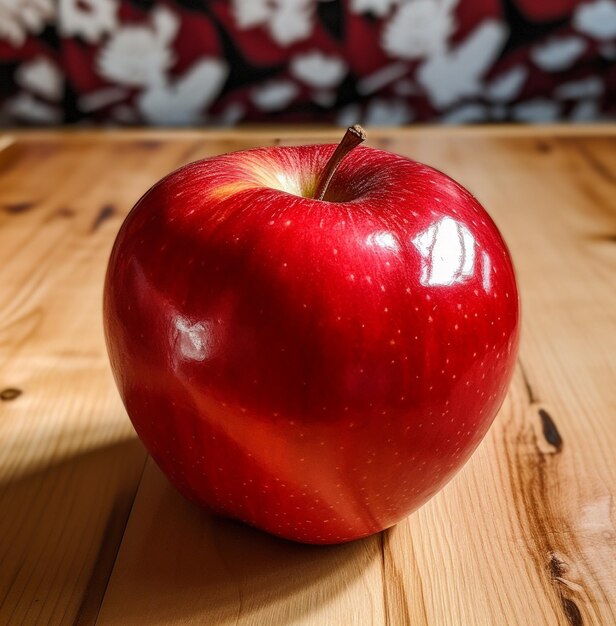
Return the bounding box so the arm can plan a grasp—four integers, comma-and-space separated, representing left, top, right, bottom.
0, 0, 614, 126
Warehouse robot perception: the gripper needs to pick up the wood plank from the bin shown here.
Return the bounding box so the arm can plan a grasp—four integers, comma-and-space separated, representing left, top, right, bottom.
0, 137, 257, 624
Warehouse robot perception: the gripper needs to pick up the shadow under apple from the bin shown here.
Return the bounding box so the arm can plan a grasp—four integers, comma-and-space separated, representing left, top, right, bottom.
0, 438, 380, 625
98, 458, 382, 625
0, 438, 146, 625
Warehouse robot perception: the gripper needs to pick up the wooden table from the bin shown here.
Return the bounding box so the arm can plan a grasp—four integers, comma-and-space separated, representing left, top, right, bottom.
0, 126, 614, 626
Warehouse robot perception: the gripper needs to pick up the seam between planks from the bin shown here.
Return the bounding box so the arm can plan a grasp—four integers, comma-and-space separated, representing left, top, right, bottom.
81, 453, 149, 626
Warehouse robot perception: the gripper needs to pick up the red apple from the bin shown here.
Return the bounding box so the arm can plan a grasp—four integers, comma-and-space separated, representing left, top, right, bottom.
104, 128, 519, 544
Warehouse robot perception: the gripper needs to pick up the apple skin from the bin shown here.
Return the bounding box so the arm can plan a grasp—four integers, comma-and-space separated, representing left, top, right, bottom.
104, 144, 519, 545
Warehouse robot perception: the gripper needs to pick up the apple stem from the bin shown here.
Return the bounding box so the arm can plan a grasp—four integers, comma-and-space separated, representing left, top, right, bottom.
313, 125, 366, 201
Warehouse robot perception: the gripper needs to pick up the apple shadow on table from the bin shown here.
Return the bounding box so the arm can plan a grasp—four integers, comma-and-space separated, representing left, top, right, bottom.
0, 440, 381, 625
0, 437, 147, 624
99, 458, 382, 625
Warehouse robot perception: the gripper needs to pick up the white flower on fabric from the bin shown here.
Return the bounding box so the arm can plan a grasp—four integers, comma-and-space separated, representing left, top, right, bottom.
98, 7, 179, 87
59, 0, 117, 44
15, 57, 63, 100
270, 1, 313, 46
232, 0, 324, 47
531, 36, 586, 72
357, 62, 408, 95
290, 51, 347, 89
4, 92, 62, 123
351, 0, 401, 17
5, 56, 63, 124
336, 98, 412, 126
382, 0, 458, 60
486, 66, 527, 103
512, 99, 561, 123
139, 58, 228, 125
573, 0, 616, 41
78, 87, 127, 112
364, 98, 412, 125
555, 76, 604, 99
232, 0, 271, 28
0, 0, 55, 47
252, 80, 299, 111
215, 102, 246, 126
336, 102, 361, 127
417, 20, 508, 108
312, 90, 337, 107
570, 99, 601, 122
440, 103, 488, 124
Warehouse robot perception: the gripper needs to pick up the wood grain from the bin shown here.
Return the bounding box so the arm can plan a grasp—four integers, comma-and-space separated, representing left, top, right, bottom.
0, 137, 242, 625
0, 127, 614, 626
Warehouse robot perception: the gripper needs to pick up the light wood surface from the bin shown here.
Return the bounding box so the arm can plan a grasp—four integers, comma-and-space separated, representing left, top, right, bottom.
0, 126, 614, 626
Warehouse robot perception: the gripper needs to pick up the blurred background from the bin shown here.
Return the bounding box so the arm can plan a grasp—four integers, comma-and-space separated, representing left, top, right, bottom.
0, 0, 614, 127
